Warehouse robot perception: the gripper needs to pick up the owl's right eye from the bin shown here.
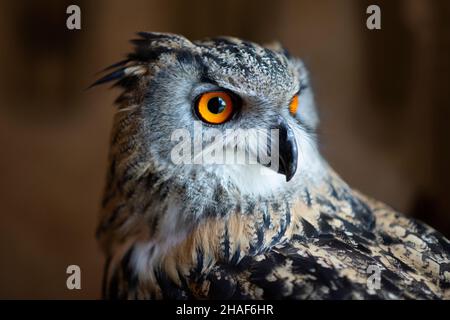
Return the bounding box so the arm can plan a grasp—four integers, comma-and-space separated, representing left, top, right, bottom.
195, 91, 234, 124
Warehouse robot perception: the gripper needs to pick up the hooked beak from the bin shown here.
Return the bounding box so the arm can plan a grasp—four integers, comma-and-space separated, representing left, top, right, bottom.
261, 115, 298, 182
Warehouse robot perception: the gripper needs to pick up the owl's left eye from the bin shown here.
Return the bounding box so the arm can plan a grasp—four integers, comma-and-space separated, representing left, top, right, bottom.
289, 95, 299, 115
195, 91, 234, 124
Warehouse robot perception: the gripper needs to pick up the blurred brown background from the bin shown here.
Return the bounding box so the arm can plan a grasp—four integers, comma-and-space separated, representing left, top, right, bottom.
0, 0, 449, 299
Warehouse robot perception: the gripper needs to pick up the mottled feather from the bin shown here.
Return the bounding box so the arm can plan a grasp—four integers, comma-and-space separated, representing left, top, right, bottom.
95, 32, 450, 300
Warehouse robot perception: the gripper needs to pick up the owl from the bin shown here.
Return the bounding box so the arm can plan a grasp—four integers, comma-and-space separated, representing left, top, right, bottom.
94, 32, 450, 299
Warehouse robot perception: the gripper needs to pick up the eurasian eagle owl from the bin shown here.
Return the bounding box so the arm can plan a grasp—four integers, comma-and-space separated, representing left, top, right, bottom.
94, 32, 450, 299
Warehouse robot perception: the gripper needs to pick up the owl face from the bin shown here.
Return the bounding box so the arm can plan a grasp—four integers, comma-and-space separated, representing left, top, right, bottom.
97, 33, 321, 197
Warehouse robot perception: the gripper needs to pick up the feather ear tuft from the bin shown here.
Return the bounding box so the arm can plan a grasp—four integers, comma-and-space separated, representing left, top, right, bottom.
263, 41, 291, 58
89, 32, 190, 90
88, 60, 147, 89
88, 68, 126, 89
100, 59, 130, 73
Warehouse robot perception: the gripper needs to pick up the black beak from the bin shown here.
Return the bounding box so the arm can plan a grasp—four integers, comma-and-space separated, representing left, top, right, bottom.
261, 115, 298, 182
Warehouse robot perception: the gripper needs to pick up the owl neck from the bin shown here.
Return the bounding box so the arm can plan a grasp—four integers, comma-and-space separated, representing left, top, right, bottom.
99, 142, 360, 297
108, 164, 357, 295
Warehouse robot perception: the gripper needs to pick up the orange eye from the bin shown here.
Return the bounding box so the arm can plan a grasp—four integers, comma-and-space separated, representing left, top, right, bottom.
196, 91, 234, 124
289, 95, 299, 115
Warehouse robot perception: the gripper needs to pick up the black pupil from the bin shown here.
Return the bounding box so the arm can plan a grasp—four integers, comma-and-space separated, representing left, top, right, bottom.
207, 97, 226, 114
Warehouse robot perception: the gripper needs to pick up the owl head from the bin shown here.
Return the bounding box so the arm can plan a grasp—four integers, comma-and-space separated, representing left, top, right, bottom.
95, 32, 324, 205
